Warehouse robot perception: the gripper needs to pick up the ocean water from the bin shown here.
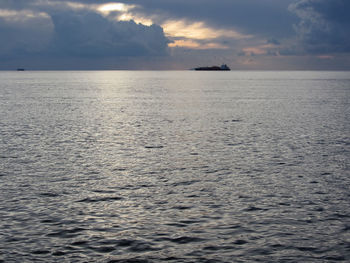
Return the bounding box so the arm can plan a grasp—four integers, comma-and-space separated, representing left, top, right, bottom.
0, 71, 349, 262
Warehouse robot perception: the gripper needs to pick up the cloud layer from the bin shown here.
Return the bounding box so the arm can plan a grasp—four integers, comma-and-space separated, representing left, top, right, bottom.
0, 0, 349, 69
0, 1, 169, 68
50, 10, 169, 57
289, 0, 350, 54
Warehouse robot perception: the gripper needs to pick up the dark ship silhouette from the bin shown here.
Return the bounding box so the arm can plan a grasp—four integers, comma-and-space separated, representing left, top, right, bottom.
194, 64, 230, 71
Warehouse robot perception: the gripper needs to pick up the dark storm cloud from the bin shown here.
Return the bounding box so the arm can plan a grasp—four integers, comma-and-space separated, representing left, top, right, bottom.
49, 10, 169, 57
0, 1, 169, 63
289, 0, 350, 53
0, 10, 53, 58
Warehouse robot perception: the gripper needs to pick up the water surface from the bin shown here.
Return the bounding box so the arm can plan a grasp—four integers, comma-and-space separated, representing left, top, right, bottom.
0, 71, 349, 262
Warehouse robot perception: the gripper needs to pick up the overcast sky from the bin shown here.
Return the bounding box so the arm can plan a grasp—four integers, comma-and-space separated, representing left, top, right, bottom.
1, 0, 349, 70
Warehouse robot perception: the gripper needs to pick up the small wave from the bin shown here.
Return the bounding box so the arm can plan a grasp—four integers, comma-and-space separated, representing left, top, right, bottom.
332, 212, 350, 219
39, 192, 60, 197
144, 145, 164, 149
172, 206, 192, 210
203, 246, 221, 251
323, 255, 346, 261
233, 239, 248, 245
112, 167, 128, 171
161, 257, 184, 261
90, 246, 115, 253
77, 196, 123, 202
92, 189, 116, 194
71, 240, 89, 246
270, 243, 285, 249
47, 227, 86, 238
186, 194, 199, 198
295, 246, 318, 252
101, 239, 156, 252
165, 223, 187, 228
108, 258, 150, 263
171, 180, 199, 186
179, 219, 201, 225
224, 119, 242, 123
278, 202, 291, 206
238, 194, 251, 199
115, 239, 136, 247
163, 236, 204, 244
31, 250, 50, 255
244, 206, 267, 212
309, 180, 319, 184
204, 169, 222, 174
247, 248, 272, 255
227, 143, 241, 146
128, 243, 156, 252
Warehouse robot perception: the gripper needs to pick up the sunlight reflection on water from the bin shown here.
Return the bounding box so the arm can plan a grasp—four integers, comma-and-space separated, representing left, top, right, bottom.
0, 71, 349, 262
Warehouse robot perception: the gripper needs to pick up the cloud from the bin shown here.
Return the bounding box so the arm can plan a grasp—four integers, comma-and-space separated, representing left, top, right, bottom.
86, 2, 251, 50
0, 9, 53, 57
49, 10, 169, 57
289, 0, 350, 53
98, 2, 134, 13
119, 0, 298, 38
0, 0, 349, 69
168, 39, 229, 50
162, 19, 250, 40
0, 2, 170, 67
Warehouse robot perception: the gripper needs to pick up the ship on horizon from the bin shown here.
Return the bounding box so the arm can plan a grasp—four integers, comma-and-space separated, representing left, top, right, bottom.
194, 64, 230, 71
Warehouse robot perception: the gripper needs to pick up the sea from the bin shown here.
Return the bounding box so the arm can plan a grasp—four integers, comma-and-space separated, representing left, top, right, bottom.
0, 71, 349, 262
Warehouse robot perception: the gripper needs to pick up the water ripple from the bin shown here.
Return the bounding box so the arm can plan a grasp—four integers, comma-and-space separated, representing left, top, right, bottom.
0, 71, 349, 262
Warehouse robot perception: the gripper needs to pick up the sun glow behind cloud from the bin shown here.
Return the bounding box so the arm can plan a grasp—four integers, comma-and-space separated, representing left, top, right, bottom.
95, 2, 250, 50
96, 2, 153, 26
1, 1, 257, 54
168, 40, 229, 50
161, 19, 252, 50
0, 1, 254, 53
162, 20, 249, 40
97, 3, 134, 13
117, 13, 153, 26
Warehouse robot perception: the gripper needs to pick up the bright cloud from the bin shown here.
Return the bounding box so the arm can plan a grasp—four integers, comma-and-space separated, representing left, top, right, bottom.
97, 3, 135, 13
169, 40, 229, 50
162, 19, 249, 40
94, 3, 250, 50
117, 13, 153, 26
0, 9, 50, 21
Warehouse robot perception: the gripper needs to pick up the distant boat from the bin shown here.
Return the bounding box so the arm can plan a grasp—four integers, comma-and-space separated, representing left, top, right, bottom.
194, 64, 230, 71
17, 68, 25, 71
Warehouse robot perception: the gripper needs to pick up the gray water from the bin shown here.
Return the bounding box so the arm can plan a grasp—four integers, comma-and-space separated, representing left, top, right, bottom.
0, 71, 349, 262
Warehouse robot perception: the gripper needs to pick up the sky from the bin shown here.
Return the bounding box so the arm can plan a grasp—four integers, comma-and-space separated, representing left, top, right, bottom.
0, 0, 349, 70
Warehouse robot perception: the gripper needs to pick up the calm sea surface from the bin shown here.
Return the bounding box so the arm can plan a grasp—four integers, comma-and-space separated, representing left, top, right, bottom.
0, 71, 349, 262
